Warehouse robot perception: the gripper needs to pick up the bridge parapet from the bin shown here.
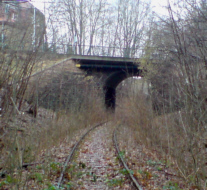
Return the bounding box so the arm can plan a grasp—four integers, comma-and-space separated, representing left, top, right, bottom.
48, 44, 144, 58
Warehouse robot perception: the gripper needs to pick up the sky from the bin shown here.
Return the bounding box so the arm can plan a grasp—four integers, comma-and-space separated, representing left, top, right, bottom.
151, 0, 169, 15
30, 0, 47, 12
30, 0, 169, 16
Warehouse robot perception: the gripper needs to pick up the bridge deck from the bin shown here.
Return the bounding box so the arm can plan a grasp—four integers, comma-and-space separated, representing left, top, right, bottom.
70, 55, 140, 72
70, 55, 140, 63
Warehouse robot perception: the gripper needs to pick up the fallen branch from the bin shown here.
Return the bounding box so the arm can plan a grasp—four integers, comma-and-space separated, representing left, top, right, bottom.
22, 162, 43, 169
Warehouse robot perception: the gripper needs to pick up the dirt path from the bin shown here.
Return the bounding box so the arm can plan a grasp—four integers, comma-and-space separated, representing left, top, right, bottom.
66, 124, 133, 189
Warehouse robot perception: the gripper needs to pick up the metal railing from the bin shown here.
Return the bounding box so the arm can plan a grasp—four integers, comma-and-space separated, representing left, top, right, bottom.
47, 43, 144, 58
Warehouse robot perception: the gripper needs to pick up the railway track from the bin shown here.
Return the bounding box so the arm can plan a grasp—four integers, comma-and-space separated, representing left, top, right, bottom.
113, 126, 143, 190
57, 122, 107, 188
56, 122, 142, 190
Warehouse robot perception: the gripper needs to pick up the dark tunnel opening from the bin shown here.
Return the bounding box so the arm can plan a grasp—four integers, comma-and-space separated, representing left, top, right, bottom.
104, 86, 116, 110
103, 70, 140, 111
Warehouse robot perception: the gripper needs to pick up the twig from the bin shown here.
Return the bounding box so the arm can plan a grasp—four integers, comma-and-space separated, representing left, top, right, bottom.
164, 171, 179, 177
10, 97, 21, 115
186, 167, 200, 180
175, 161, 188, 181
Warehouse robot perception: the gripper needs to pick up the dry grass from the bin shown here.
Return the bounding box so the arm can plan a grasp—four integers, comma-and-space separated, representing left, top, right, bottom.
116, 83, 207, 189
0, 94, 107, 189
0, 49, 109, 189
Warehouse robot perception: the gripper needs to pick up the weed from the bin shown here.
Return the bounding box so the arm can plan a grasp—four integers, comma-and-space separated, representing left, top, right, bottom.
92, 174, 97, 182
29, 173, 43, 183
157, 166, 163, 171
0, 180, 9, 188
163, 181, 182, 190
44, 185, 59, 190
143, 170, 152, 180
76, 171, 84, 178
65, 182, 73, 189
79, 162, 86, 169
115, 151, 126, 162
0, 175, 18, 188
50, 162, 62, 171
138, 169, 143, 174
119, 168, 134, 175
35, 173, 43, 183
67, 163, 77, 172
146, 159, 162, 166
118, 151, 125, 158
153, 174, 159, 178
106, 178, 124, 187
44, 184, 60, 190
36, 164, 43, 170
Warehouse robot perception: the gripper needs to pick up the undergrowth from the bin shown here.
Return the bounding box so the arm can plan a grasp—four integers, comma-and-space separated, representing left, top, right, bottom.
0, 51, 108, 189
116, 78, 207, 189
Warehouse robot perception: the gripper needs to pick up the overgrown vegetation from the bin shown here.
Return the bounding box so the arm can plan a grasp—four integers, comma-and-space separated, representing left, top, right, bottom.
1, 0, 207, 189
0, 3, 107, 188
0, 53, 107, 188
116, 1, 207, 188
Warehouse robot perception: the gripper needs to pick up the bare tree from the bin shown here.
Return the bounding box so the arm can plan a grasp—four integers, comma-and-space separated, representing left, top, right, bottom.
47, 0, 151, 57
140, 0, 207, 188
112, 0, 150, 57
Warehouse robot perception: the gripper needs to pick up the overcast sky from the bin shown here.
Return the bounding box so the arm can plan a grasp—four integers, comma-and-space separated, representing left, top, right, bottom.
30, 0, 169, 16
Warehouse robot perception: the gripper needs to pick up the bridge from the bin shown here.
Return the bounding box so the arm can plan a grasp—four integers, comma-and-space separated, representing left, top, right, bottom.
70, 55, 142, 110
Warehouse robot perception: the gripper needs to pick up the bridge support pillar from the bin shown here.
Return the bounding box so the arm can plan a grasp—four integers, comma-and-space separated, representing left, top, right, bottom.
104, 86, 116, 111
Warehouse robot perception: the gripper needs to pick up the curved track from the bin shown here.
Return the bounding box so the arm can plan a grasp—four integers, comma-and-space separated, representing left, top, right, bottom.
57, 121, 106, 188
57, 122, 142, 189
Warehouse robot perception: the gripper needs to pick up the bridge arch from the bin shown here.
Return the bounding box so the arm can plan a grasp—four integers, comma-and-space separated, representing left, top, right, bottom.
104, 70, 139, 110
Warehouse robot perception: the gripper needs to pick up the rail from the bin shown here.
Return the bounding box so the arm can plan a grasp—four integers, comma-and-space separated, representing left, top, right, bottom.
113, 126, 143, 190
56, 121, 143, 189
57, 121, 107, 188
